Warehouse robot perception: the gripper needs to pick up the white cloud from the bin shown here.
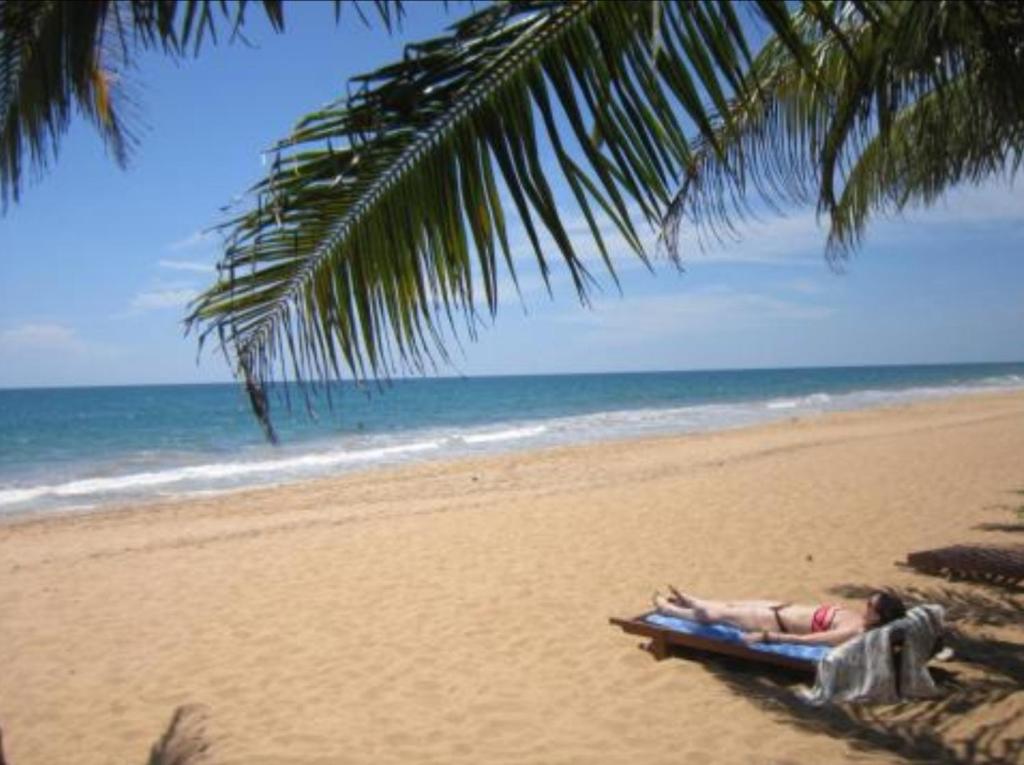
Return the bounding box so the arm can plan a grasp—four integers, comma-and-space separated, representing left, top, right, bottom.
674, 211, 826, 265
167, 230, 215, 252
555, 286, 835, 343
906, 179, 1024, 226
683, 178, 1024, 259
500, 204, 825, 282
781, 277, 826, 295
0, 323, 88, 353
473, 211, 824, 314
511, 178, 1024, 275
130, 288, 198, 311
159, 258, 214, 273
407, 177, 1024, 320
0, 323, 120, 366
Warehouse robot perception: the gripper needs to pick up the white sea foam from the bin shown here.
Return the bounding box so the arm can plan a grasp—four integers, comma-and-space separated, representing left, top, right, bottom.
0, 487, 46, 506
3, 372, 1023, 514
461, 425, 547, 444
767, 392, 832, 410
0, 439, 442, 508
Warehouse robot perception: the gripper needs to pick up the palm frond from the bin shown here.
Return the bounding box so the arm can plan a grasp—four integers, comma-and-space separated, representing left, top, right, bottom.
829, 70, 1024, 254
1, 1, 114, 210
188, 0, 805, 434
665, 0, 1024, 261
0, 0, 404, 210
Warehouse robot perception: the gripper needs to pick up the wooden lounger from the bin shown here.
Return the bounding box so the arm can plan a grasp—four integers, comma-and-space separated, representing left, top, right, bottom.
611, 612, 933, 697
904, 544, 1024, 587
609, 611, 824, 674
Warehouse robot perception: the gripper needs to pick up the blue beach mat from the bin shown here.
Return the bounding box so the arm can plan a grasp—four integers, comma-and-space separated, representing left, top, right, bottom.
644, 613, 831, 664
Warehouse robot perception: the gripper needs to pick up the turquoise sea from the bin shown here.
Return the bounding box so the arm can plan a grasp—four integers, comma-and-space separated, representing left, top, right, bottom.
1, 363, 1022, 516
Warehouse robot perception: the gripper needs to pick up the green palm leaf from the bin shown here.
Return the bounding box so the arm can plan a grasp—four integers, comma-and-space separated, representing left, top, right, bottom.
665, 0, 1024, 262
189, 0, 818, 438
0, 0, 403, 210
1, 1, 120, 210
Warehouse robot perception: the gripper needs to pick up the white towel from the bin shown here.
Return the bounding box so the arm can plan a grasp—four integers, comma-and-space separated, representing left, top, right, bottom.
799, 604, 945, 705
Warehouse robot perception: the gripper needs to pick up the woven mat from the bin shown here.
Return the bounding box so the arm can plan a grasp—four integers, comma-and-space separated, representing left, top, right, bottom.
906, 544, 1024, 585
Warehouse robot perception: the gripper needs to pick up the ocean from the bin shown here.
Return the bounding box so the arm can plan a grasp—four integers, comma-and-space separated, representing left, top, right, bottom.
2, 363, 1022, 516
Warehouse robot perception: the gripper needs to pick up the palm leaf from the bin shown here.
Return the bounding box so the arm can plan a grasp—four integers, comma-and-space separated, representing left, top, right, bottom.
1, 1, 116, 210
664, 0, 1024, 262
188, 0, 813, 436
829, 72, 1024, 254
0, 0, 404, 210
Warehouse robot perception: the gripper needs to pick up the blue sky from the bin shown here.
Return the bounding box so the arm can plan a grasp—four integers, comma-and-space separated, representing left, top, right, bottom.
1, 2, 1022, 389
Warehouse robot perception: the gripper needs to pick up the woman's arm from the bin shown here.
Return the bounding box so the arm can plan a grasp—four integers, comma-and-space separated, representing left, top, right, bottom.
651, 593, 707, 622
652, 598, 696, 621
744, 628, 860, 647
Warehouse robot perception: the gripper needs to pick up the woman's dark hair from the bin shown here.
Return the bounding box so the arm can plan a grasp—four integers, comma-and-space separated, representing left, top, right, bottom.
870, 590, 906, 626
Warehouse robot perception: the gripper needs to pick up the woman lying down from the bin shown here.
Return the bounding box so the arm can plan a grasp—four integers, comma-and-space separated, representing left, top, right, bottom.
651, 587, 907, 647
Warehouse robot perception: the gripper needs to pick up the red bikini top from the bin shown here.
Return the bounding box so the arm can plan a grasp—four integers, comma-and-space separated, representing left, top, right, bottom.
811, 604, 838, 633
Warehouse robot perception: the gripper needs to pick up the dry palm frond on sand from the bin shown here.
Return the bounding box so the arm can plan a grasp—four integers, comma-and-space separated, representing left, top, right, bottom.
147, 705, 213, 765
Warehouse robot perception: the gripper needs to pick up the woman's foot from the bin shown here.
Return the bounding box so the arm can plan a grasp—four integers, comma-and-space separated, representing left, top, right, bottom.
667, 585, 695, 607
652, 592, 673, 613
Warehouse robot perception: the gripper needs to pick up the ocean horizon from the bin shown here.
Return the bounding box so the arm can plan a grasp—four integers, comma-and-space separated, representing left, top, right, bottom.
2, 361, 1023, 517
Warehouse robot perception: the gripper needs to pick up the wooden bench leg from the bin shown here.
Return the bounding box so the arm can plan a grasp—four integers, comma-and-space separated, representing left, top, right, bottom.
643, 637, 669, 661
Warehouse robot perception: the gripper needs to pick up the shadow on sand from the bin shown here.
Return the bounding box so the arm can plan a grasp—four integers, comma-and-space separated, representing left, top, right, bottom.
975, 491, 1024, 533
694, 582, 1024, 765
827, 582, 1024, 685
828, 582, 1024, 627
972, 521, 1024, 533
706, 660, 1021, 765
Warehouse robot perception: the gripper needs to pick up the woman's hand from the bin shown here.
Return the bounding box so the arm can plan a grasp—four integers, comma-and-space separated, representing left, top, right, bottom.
667, 585, 687, 606
651, 592, 671, 613
741, 631, 768, 645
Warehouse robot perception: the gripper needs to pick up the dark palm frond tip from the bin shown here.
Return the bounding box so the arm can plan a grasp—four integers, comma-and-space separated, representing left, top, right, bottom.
665, 0, 1024, 264
0, 0, 404, 211
146, 704, 212, 765
189, 0, 798, 437
242, 356, 278, 444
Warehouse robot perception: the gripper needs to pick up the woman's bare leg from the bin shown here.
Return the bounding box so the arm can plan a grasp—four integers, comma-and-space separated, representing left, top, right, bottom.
652, 594, 701, 621
659, 590, 781, 631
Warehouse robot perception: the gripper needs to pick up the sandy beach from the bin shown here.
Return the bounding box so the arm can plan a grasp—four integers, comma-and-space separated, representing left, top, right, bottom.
1, 390, 1022, 764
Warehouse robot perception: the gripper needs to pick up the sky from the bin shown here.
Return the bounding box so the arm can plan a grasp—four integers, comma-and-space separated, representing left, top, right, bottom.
1, 2, 1022, 389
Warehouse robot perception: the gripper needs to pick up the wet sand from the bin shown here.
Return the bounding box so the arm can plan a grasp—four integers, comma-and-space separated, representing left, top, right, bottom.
2, 390, 1022, 764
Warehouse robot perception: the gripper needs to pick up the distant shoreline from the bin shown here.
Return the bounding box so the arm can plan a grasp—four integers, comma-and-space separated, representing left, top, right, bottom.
3, 358, 1023, 392
3, 384, 1022, 527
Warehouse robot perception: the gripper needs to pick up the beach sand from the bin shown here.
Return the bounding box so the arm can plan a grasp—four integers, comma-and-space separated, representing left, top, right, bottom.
2, 390, 1022, 764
